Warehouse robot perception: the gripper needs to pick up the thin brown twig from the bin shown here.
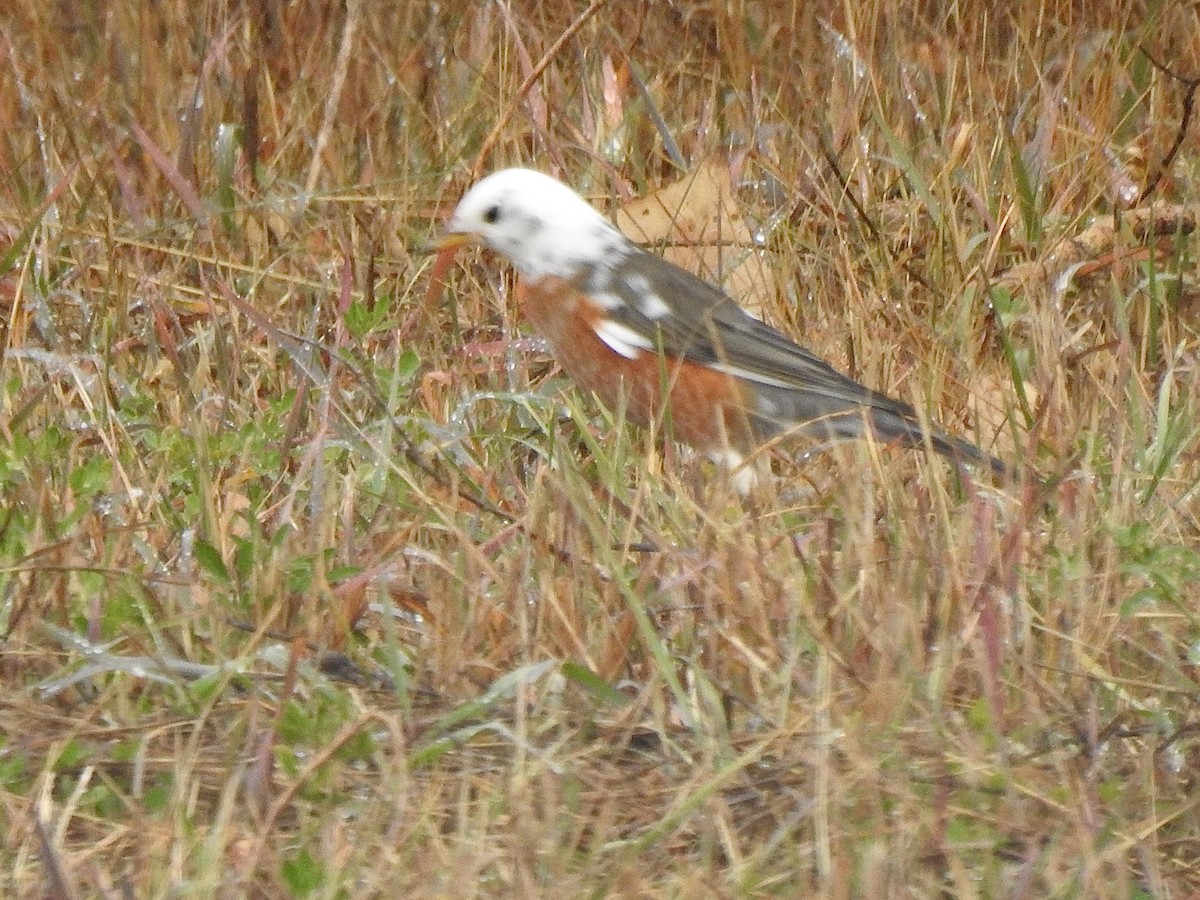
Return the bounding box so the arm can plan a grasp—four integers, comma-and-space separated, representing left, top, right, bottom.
1137, 45, 1199, 204
305, 0, 360, 196
31, 807, 79, 900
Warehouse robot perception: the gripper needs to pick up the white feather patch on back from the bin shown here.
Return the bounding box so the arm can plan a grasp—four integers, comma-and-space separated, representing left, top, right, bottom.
639, 293, 671, 319
593, 319, 652, 360
591, 291, 625, 310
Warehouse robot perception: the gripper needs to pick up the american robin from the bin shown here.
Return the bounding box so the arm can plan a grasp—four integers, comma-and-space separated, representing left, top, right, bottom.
431, 168, 1008, 490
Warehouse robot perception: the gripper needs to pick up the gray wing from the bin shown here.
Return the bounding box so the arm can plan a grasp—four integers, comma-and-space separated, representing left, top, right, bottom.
587, 249, 1005, 474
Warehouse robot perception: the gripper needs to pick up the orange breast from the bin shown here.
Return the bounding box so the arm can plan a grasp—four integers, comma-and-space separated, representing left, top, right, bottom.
517, 275, 756, 452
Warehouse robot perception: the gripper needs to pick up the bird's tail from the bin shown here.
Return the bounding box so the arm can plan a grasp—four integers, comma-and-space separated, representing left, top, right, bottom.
747, 387, 1011, 479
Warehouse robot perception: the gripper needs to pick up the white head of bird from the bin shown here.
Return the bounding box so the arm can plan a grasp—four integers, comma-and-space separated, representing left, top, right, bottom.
439, 168, 634, 281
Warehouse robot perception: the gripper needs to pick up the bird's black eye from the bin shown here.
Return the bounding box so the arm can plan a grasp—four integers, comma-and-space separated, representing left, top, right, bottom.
482, 205, 501, 225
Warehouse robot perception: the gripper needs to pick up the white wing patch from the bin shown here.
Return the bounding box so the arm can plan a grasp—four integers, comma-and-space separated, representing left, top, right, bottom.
591, 291, 625, 311
619, 272, 671, 319
639, 293, 671, 320
626, 273, 652, 293
709, 361, 794, 389
593, 320, 651, 360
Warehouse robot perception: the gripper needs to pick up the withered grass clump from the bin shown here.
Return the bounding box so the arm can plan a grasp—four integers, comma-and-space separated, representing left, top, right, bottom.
1, 1, 1197, 896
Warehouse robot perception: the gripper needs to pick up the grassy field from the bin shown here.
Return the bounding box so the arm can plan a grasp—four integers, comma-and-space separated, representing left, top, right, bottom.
2, 0, 1198, 896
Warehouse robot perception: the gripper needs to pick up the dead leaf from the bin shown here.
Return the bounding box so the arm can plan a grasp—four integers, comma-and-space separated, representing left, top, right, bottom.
615, 161, 777, 316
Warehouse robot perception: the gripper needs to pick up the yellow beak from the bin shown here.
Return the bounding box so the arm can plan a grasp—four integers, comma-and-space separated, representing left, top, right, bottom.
426, 230, 476, 254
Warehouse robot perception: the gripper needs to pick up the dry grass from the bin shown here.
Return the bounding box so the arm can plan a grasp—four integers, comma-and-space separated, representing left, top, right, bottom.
2, 0, 1198, 896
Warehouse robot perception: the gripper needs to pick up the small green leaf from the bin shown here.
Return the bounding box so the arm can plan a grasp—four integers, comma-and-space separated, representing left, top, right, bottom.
1005, 130, 1041, 244
0, 751, 31, 789
68, 455, 111, 499
193, 539, 230, 584
143, 781, 171, 813
560, 661, 630, 707
281, 848, 324, 896
234, 536, 254, 582
344, 292, 397, 338
53, 738, 91, 772
287, 556, 315, 594
396, 347, 420, 381
343, 298, 373, 339
188, 671, 226, 705
328, 564, 361, 583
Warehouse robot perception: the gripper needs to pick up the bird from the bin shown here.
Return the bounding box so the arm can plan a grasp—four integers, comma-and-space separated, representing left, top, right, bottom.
430, 167, 1009, 490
